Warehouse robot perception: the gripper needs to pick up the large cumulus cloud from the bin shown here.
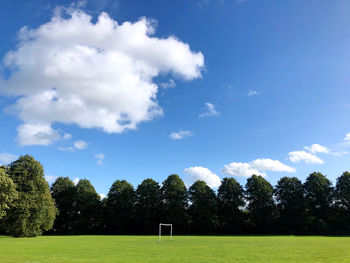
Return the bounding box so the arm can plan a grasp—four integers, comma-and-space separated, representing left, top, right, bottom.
0, 8, 204, 145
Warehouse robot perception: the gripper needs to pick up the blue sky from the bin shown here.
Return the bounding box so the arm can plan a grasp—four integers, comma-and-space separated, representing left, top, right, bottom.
1, 0, 350, 196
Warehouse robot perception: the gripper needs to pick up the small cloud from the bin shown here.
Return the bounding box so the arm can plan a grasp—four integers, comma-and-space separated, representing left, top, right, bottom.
248, 90, 259, 96
288, 151, 324, 164
198, 102, 220, 118
45, 174, 58, 183
58, 146, 74, 152
74, 140, 88, 150
169, 130, 194, 140
159, 79, 176, 89
99, 193, 106, 199
94, 153, 105, 165
236, 0, 247, 4
184, 166, 221, 188
63, 133, 72, 140
73, 177, 79, 185
344, 132, 350, 141
0, 153, 18, 164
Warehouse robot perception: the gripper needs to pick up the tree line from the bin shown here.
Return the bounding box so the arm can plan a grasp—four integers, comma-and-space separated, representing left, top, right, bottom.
1, 155, 350, 237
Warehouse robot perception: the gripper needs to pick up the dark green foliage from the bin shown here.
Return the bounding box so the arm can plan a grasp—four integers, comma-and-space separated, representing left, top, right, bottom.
3, 155, 57, 237
135, 179, 163, 234
161, 174, 188, 234
335, 172, 350, 210
245, 175, 276, 234
106, 180, 135, 234
188, 180, 217, 234
50, 177, 77, 234
75, 179, 102, 234
333, 172, 350, 234
217, 177, 244, 234
275, 177, 307, 234
304, 172, 334, 234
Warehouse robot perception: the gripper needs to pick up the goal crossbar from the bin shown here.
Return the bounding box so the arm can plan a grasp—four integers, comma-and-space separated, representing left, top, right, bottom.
159, 223, 172, 242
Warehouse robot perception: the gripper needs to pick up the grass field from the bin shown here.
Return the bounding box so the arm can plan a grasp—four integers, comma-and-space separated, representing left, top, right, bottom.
1, 235, 350, 262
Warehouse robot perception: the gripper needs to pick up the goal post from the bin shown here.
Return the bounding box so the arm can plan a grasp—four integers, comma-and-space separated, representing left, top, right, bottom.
159, 223, 172, 242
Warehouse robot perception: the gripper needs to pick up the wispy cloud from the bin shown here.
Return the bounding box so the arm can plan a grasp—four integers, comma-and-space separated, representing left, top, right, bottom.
95, 153, 105, 165
74, 140, 88, 150
198, 102, 220, 118
169, 130, 194, 140
248, 90, 259, 96
159, 79, 176, 89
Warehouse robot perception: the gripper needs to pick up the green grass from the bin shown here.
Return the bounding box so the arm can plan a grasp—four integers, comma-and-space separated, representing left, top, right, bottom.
1, 235, 350, 262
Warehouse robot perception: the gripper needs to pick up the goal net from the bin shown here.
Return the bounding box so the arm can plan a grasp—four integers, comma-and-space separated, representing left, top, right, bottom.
159, 223, 172, 242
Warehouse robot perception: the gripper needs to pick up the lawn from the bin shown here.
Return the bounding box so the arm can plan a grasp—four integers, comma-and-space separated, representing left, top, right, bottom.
1, 235, 350, 262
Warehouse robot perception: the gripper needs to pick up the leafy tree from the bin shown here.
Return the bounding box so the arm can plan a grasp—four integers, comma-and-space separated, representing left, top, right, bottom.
106, 180, 135, 234
3, 155, 57, 237
304, 172, 334, 234
50, 177, 77, 234
0, 167, 18, 219
188, 180, 217, 234
135, 178, 163, 234
217, 177, 244, 234
161, 174, 188, 234
275, 177, 307, 234
245, 175, 276, 234
334, 172, 350, 234
75, 179, 101, 234
335, 172, 350, 210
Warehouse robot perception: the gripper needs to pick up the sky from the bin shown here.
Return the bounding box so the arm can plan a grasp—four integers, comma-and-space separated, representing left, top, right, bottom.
1, 0, 350, 197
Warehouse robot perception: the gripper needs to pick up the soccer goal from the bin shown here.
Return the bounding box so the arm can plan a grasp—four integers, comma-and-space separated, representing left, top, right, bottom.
159, 223, 172, 242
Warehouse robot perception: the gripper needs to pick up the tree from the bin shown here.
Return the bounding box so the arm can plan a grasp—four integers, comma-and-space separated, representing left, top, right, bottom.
275, 177, 307, 234
135, 178, 163, 234
161, 174, 188, 234
188, 180, 217, 234
50, 177, 77, 234
3, 155, 57, 237
334, 172, 350, 234
217, 177, 244, 234
245, 175, 276, 234
304, 172, 334, 234
106, 180, 135, 234
0, 167, 18, 219
75, 179, 102, 234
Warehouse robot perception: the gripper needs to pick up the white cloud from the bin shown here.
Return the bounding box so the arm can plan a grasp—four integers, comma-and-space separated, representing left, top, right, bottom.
58, 146, 74, 152
0, 8, 204, 145
247, 90, 259, 96
45, 174, 58, 183
184, 166, 221, 188
0, 153, 18, 164
16, 123, 61, 146
222, 162, 265, 177
73, 177, 79, 185
344, 132, 350, 141
250, 158, 296, 173
159, 79, 176, 89
198, 102, 219, 118
94, 152, 105, 165
74, 140, 88, 150
288, 151, 324, 164
169, 130, 193, 140
221, 158, 295, 177
63, 133, 72, 140
99, 193, 106, 199
304, 144, 330, 154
